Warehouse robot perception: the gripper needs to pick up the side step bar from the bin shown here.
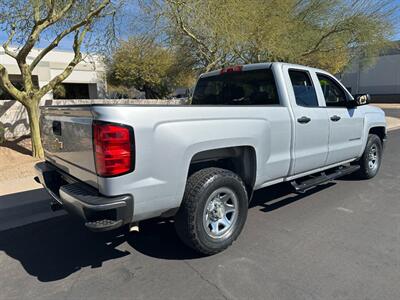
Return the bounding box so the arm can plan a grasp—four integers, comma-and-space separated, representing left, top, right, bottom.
291, 165, 360, 193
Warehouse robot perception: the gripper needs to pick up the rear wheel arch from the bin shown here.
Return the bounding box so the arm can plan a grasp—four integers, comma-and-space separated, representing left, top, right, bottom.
187, 146, 257, 201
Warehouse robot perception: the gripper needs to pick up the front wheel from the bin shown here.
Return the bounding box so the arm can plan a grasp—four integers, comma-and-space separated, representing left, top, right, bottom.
175, 168, 248, 255
354, 134, 383, 179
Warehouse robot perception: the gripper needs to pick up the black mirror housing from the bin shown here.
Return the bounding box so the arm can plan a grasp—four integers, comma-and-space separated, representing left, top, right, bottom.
354, 94, 370, 106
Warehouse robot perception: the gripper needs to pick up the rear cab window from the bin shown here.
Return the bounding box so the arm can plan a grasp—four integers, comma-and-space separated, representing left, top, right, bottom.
192, 69, 280, 105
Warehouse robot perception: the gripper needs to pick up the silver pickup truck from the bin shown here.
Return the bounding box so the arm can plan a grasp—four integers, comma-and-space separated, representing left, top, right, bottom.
35, 62, 386, 255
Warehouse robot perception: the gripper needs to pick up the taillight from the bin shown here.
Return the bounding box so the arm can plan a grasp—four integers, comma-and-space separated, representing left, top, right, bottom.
220, 65, 243, 74
93, 121, 134, 177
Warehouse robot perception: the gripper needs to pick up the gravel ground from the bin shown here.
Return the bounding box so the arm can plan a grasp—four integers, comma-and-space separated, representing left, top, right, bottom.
0, 137, 40, 182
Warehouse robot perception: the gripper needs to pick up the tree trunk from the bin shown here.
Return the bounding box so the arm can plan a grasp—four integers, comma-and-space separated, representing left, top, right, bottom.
143, 85, 161, 99
144, 86, 153, 99
26, 101, 44, 158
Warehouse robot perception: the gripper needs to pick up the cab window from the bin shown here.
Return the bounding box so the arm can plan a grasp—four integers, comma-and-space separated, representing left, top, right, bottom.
317, 74, 347, 107
192, 69, 280, 105
288, 70, 319, 107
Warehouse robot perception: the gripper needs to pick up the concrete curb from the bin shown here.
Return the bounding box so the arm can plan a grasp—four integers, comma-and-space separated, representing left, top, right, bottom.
388, 125, 400, 132
386, 116, 400, 132
373, 103, 400, 109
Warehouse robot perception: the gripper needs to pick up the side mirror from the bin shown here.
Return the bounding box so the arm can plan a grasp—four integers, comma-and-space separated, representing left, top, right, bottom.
355, 94, 370, 106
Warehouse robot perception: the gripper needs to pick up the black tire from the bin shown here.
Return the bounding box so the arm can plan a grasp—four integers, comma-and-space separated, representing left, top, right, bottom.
175, 167, 248, 255
354, 134, 382, 179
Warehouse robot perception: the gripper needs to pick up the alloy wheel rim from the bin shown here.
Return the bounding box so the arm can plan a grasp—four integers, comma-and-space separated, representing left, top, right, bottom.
202, 187, 239, 239
368, 144, 378, 171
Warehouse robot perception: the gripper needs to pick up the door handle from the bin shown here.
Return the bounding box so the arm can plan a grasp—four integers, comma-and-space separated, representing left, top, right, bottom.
297, 116, 311, 124
330, 115, 341, 122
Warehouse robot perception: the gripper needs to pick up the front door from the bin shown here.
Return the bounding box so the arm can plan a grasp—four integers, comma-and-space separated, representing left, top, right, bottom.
284, 67, 330, 175
315, 73, 364, 165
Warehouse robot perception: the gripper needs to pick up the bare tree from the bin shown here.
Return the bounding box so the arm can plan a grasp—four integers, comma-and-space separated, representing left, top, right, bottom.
0, 0, 123, 158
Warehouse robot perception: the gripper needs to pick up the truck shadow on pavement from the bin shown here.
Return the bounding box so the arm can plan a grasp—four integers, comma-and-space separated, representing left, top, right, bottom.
250, 182, 336, 211
0, 215, 131, 282
0, 181, 335, 282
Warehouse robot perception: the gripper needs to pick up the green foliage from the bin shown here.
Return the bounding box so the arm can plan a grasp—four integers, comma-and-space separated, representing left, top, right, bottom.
107, 37, 196, 98
145, 0, 398, 74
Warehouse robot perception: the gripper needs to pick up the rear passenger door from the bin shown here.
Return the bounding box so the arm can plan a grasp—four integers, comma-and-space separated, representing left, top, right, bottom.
283, 67, 330, 175
315, 73, 364, 164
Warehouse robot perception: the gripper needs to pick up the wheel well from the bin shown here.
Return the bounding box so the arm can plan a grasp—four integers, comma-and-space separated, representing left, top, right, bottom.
369, 126, 386, 142
188, 146, 257, 200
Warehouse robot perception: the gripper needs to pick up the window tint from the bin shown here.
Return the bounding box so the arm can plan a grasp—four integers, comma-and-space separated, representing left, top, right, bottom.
317, 74, 347, 106
192, 69, 280, 105
288, 70, 318, 107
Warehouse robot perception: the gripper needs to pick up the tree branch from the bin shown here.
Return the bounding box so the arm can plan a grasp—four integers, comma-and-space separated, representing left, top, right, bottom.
0, 63, 24, 102
301, 24, 349, 57
16, 0, 76, 62
2, 26, 17, 59
165, 0, 214, 62
36, 25, 90, 99
205, 56, 223, 72
32, 0, 41, 23
30, 0, 111, 71
45, 0, 56, 19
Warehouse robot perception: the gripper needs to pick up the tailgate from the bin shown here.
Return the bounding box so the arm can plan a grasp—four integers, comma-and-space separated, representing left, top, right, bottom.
40, 106, 98, 188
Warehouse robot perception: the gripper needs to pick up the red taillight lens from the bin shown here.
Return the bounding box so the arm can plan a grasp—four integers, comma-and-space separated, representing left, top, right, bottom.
93, 122, 134, 177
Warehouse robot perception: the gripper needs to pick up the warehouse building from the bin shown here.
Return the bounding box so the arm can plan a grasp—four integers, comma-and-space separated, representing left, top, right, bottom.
0, 47, 107, 101
339, 45, 400, 103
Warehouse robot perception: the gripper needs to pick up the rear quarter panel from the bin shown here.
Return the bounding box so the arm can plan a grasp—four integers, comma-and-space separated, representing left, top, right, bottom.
92, 105, 291, 221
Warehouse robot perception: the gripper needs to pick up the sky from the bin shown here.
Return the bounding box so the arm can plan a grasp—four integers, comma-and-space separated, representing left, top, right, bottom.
0, 1, 399, 52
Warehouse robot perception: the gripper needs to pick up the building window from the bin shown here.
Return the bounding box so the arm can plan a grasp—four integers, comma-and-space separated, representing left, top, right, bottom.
0, 75, 39, 100
53, 83, 92, 99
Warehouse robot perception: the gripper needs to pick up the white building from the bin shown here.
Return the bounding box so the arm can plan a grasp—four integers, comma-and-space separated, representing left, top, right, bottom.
0, 47, 107, 102
339, 45, 400, 103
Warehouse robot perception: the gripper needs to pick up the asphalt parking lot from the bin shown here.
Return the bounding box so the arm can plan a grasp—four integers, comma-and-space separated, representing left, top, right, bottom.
0, 130, 399, 300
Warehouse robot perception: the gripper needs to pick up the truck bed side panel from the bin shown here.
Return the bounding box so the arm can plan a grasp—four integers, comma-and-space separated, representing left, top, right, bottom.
92, 106, 292, 222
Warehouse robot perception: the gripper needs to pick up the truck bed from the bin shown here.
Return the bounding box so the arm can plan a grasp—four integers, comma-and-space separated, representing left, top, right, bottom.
40, 104, 293, 221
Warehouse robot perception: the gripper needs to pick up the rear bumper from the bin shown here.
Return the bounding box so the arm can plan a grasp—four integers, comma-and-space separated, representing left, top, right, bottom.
34, 161, 133, 231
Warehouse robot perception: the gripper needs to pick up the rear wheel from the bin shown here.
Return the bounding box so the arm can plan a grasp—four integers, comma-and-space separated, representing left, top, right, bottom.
175, 168, 248, 255
354, 134, 382, 179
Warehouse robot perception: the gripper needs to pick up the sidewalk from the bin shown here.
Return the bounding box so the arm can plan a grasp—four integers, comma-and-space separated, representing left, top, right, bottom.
372, 103, 400, 109
372, 104, 400, 131
386, 116, 400, 131
0, 137, 42, 196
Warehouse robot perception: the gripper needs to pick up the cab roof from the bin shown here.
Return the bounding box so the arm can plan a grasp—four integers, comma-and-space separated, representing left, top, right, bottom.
200, 62, 326, 78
